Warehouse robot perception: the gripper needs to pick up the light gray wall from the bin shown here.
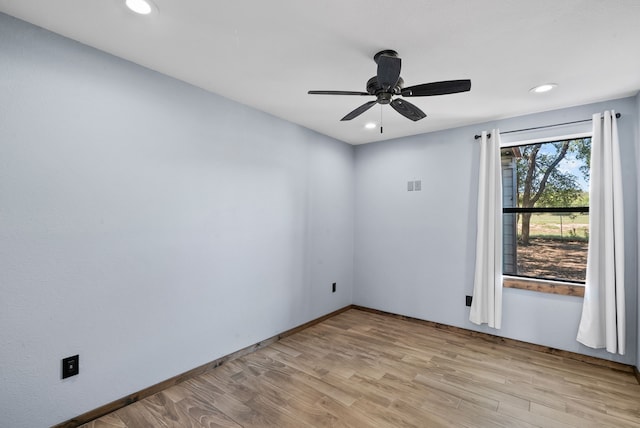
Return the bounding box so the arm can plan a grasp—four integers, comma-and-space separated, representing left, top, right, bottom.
0, 13, 354, 428
2, 11, 638, 428
637, 91, 640, 371
354, 97, 638, 367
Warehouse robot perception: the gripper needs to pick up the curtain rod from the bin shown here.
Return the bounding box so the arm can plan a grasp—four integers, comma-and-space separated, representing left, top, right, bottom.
474, 112, 621, 140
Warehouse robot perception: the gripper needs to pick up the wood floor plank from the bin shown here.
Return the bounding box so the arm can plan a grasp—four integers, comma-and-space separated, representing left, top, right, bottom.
414, 373, 501, 411
173, 395, 243, 428
80, 413, 127, 428
314, 395, 386, 428
378, 372, 462, 409
455, 399, 539, 428
389, 398, 456, 428
112, 400, 167, 428
141, 391, 205, 428
83, 309, 640, 427
498, 401, 574, 428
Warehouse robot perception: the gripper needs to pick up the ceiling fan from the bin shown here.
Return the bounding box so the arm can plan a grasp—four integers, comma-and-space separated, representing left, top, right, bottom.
308, 50, 471, 122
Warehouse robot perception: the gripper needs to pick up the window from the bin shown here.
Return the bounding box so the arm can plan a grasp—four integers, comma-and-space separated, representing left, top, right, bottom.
501, 136, 591, 287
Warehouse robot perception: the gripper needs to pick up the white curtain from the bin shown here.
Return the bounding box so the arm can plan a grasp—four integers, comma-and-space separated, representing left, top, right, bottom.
470, 130, 503, 329
577, 111, 625, 354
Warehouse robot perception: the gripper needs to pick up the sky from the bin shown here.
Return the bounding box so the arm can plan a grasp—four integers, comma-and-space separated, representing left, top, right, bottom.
531, 140, 590, 192
557, 151, 589, 191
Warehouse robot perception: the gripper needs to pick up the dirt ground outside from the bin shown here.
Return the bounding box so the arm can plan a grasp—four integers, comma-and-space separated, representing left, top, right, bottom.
516, 238, 587, 282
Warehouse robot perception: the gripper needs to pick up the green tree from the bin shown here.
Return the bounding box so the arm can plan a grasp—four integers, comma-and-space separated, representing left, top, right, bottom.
516, 138, 591, 245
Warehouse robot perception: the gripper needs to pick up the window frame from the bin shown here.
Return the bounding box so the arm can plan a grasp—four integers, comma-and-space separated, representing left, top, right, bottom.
500, 132, 592, 297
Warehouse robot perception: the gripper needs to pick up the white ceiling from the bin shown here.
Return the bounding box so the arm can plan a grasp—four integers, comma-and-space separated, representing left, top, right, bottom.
1, 0, 639, 144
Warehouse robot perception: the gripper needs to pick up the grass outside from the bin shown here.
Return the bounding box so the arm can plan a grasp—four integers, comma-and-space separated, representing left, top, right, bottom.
526, 212, 589, 241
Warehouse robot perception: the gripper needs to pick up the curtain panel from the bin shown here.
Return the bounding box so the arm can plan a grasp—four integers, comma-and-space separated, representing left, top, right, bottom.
577, 111, 625, 355
470, 130, 503, 329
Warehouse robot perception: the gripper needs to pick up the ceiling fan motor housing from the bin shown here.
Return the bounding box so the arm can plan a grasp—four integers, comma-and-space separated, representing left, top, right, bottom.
366, 76, 404, 102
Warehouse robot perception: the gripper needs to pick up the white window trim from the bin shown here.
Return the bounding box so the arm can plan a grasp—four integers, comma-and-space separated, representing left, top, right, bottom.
500, 131, 592, 149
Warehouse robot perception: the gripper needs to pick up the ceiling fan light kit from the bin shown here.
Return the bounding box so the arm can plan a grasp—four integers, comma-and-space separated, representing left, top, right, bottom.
308, 50, 471, 123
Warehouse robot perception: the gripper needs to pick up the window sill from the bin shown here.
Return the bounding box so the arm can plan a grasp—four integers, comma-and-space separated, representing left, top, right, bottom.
503, 276, 585, 297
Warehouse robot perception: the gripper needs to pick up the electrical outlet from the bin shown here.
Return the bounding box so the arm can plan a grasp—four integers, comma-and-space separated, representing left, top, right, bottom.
407, 181, 414, 191
62, 355, 79, 379
465, 295, 473, 307
414, 180, 421, 191
332, 282, 336, 293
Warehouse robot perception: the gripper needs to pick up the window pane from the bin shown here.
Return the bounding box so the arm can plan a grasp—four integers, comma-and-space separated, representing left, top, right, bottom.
501, 137, 591, 283
503, 212, 588, 282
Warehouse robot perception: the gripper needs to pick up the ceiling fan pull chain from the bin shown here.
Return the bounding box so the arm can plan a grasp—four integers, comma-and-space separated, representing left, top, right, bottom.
380, 105, 384, 134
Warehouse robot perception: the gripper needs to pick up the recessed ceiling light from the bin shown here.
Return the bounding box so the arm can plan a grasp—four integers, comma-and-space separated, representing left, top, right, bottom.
125, 0, 156, 15
530, 83, 557, 94
364, 122, 376, 129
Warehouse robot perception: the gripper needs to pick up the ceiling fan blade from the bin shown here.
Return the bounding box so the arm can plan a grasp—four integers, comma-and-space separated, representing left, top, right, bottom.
390, 99, 426, 121
308, 90, 370, 96
340, 100, 377, 121
377, 55, 401, 91
401, 79, 471, 97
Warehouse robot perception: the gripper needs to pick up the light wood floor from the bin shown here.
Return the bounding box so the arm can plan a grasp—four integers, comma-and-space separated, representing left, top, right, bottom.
82, 309, 640, 427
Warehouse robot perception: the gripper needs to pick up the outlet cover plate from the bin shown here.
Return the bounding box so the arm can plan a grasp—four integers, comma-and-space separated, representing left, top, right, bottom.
62, 355, 79, 379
